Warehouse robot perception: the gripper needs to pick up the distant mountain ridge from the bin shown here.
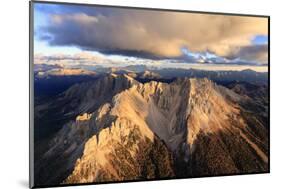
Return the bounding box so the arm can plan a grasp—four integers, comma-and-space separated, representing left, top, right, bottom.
35, 65, 268, 85
36, 68, 97, 78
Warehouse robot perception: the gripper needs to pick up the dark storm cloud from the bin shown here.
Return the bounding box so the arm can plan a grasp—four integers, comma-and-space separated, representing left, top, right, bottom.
226, 44, 268, 64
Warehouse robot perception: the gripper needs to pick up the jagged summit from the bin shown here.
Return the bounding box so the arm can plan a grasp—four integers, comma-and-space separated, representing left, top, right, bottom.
54, 73, 139, 115
111, 78, 242, 151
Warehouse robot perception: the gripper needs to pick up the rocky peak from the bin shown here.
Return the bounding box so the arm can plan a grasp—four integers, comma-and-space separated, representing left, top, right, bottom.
186, 78, 241, 146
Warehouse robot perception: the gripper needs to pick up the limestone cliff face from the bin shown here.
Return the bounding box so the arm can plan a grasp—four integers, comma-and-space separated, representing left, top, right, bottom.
62, 73, 139, 113
64, 118, 174, 183
35, 76, 268, 185
180, 78, 268, 176
63, 78, 183, 183
34, 74, 139, 185
186, 78, 241, 147
34, 73, 138, 140
64, 77, 268, 183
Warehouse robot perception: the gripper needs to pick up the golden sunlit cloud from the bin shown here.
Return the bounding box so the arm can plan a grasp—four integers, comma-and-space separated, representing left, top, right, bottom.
44, 10, 267, 60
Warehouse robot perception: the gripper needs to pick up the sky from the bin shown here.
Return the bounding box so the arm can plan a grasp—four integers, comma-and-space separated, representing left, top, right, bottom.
33, 2, 269, 72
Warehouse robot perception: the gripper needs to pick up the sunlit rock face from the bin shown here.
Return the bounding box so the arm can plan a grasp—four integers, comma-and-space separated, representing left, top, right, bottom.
64, 118, 175, 183
76, 113, 92, 121
34, 74, 139, 184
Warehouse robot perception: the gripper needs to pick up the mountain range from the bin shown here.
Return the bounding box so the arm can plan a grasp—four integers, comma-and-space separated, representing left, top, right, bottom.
34, 70, 269, 186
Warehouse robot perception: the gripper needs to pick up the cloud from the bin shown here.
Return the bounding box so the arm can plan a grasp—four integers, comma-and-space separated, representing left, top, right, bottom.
226, 44, 268, 64
34, 52, 268, 73
34, 52, 109, 65
178, 46, 267, 65
36, 5, 268, 62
